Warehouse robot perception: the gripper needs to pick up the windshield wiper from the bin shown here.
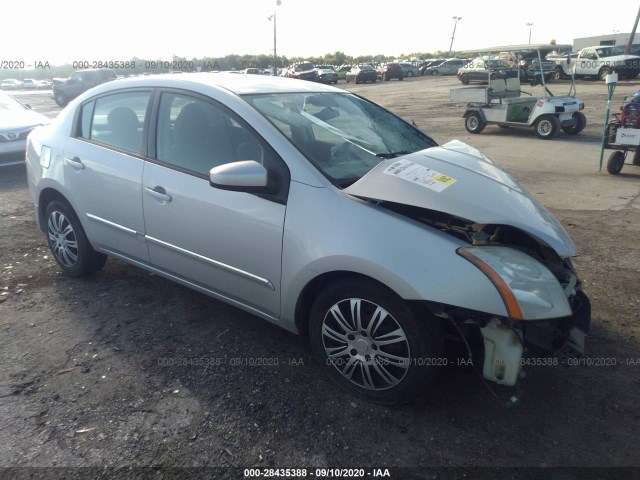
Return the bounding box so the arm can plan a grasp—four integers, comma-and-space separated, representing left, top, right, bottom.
376, 151, 410, 159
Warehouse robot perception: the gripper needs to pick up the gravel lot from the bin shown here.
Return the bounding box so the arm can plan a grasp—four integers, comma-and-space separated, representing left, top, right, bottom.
1, 75, 640, 479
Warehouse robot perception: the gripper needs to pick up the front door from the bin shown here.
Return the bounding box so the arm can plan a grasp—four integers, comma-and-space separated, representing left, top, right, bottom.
142, 90, 289, 319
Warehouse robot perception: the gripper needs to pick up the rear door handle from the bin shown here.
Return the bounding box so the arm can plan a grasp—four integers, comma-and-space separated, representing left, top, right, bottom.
64, 156, 85, 169
144, 186, 172, 203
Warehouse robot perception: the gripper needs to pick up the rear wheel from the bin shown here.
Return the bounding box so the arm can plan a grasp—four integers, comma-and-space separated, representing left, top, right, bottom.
552, 67, 565, 81
534, 114, 560, 139
44, 201, 107, 276
561, 111, 587, 135
309, 278, 443, 405
464, 112, 486, 134
607, 151, 625, 175
460, 74, 469, 85
599, 67, 611, 81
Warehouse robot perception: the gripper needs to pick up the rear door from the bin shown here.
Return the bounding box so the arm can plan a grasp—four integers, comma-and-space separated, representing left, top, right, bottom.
62, 89, 153, 262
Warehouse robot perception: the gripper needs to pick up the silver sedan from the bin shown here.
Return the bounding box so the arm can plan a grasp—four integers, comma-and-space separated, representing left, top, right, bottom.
25, 73, 590, 405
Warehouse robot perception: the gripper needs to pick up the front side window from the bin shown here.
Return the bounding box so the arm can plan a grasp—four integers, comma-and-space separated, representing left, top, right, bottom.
155, 92, 265, 177
77, 90, 151, 154
245, 92, 437, 187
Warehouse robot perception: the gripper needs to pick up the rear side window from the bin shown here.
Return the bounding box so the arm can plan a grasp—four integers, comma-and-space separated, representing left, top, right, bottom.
76, 91, 152, 155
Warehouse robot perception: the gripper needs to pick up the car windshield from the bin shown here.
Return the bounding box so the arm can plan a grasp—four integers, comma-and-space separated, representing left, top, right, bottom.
0, 94, 26, 112
244, 92, 437, 186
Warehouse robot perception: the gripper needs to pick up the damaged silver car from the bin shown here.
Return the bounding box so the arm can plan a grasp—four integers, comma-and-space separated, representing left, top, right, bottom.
25, 73, 590, 405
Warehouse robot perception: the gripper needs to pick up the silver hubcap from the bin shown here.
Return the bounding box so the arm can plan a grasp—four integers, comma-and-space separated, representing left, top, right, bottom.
47, 211, 78, 267
468, 117, 478, 130
321, 298, 410, 391
538, 120, 552, 135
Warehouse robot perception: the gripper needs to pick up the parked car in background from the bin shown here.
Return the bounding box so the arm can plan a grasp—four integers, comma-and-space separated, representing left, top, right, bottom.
0, 91, 51, 166
336, 65, 352, 82
425, 59, 468, 76
346, 65, 377, 84
376, 63, 404, 81
243, 68, 261, 75
1, 79, 23, 90
22, 79, 38, 89
457, 58, 513, 84
36, 80, 53, 90
52, 68, 118, 106
25, 73, 592, 405
420, 59, 446, 75
398, 62, 418, 77
286, 61, 319, 81
316, 67, 338, 84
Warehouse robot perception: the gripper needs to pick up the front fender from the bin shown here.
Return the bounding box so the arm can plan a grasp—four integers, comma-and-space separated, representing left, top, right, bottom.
279, 182, 506, 331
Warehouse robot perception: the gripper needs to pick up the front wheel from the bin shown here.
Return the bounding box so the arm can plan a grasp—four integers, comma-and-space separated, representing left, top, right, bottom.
430, 70, 438, 76
309, 279, 443, 405
607, 151, 625, 175
44, 201, 107, 276
54, 92, 67, 107
561, 111, 587, 135
599, 67, 611, 81
464, 111, 486, 134
534, 114, 560, 139
460, 74, 469, 85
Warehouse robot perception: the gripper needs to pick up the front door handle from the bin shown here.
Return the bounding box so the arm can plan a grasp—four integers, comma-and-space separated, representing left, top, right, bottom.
64, 156, 85, 169
144, 186, 172, 203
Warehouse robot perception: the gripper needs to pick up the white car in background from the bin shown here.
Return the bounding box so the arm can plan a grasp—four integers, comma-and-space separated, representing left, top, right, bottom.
0, 92, 51, 166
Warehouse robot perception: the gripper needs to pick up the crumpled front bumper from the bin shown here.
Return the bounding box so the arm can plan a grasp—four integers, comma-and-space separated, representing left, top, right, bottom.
480, 290, 591, 386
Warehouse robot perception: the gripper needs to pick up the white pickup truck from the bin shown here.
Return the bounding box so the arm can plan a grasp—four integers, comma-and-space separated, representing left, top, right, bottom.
549, 45, 640, 81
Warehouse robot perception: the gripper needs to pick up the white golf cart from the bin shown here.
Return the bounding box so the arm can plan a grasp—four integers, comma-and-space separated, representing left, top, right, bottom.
450, 44, 586, 140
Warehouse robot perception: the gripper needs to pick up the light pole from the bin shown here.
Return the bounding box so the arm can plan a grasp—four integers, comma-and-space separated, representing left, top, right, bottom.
268, 0, 282, 76
526, 22, 533, 44
448, 16, 462, 57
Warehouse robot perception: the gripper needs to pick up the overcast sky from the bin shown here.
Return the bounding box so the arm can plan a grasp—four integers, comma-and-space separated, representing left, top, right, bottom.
5, 0, 640, 65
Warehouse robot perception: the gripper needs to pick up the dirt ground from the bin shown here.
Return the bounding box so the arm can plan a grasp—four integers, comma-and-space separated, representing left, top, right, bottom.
1, 75, 640, 479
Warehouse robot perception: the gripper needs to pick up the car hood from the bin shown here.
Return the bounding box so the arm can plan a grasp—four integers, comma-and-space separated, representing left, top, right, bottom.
344, 140, 576, 257
0, 110, 51, 131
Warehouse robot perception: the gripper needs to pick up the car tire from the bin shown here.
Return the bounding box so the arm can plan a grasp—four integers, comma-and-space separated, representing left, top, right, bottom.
54, 92, 67, 107
534, 114, 560, 139
633, 151, 640, 166
44, 201, 107, 277
552, 67, 565, 81
561, 111, 587, 135
383, 74, 389, 81
309, 278, 443, 405
599, 67, 611, 81
460, 74, 469, 85
406, 71, 413, 77
464, 111, 486, 134
607, 151, 625, 175
430, 70, 438, 76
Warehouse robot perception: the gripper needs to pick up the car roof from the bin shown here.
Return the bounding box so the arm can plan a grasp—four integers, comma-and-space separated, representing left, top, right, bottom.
80, 72, 341, 96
